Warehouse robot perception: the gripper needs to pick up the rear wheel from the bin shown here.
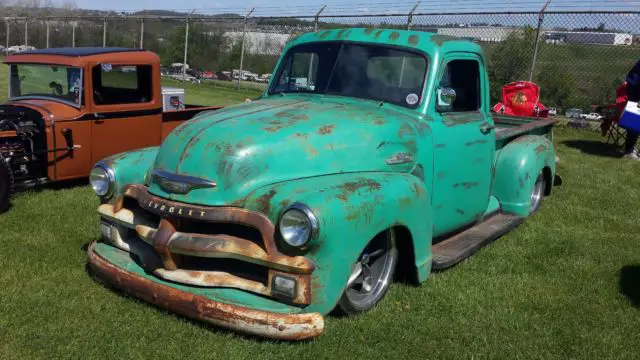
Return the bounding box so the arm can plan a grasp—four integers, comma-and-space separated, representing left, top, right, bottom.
0, 156, 13, 214
530, 172, 546, 214
337, 230, 398, 315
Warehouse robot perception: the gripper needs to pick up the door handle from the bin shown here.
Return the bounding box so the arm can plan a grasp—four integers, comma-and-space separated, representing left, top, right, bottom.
479, 122, 495, 134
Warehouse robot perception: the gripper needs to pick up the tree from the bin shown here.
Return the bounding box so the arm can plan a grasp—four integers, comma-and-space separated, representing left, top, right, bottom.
485, 27, 536, 103
536, 64, 576, 112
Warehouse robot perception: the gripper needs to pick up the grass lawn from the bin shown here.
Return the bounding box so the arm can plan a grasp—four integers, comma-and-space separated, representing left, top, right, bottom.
2, 57, 640, 359
1, 126, 640, 359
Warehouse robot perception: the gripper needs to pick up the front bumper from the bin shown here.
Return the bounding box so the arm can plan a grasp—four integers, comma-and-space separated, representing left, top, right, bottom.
88, 241, 324, 340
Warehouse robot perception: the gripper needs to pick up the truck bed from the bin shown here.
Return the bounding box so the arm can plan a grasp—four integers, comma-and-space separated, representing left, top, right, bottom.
492, 114, 557, 145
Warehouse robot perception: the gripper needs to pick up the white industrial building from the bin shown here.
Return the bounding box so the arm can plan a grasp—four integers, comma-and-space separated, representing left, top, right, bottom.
223, 31, 292, 55
436, 27, 521, 42
544, 31, 633, 46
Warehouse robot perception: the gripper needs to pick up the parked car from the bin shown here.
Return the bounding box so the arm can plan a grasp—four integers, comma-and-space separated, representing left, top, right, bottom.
216, 71, 233, 81
0, 47, 223, 213
565, 108, 583, 118
87, 28, 560, 340
548, 107, 557, 116
580, 112, 603, 121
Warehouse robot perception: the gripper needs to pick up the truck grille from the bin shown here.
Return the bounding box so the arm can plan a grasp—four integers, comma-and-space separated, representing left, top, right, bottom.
99, 184, 313, 305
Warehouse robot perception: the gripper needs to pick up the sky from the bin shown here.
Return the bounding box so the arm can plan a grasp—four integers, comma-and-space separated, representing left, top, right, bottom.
70, 0, 640, 16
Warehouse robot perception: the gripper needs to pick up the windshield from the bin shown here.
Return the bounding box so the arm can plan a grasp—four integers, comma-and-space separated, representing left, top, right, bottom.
9, 64, 83, 107
269, 42, 428, 108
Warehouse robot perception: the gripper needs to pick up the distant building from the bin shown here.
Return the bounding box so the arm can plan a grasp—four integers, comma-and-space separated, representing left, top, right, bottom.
545, 31, 633, 46
223, 31, 291, 56
436, 27, 520, 43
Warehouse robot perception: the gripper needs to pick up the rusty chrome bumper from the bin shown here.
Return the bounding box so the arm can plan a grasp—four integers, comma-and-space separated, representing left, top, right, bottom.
88, 241, 324, 340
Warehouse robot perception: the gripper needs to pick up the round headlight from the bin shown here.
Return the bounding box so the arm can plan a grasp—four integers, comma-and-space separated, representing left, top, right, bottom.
279, 204, 318, 247
90, 163, 114, 197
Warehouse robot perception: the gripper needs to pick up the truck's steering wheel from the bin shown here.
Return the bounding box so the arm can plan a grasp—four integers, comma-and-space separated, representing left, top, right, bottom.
49, 81, 63, 96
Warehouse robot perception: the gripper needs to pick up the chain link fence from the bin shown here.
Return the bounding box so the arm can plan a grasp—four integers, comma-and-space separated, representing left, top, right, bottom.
1, 11, 639, 113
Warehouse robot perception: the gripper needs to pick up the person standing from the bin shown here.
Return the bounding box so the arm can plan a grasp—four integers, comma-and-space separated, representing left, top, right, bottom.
622, 59, 640, 159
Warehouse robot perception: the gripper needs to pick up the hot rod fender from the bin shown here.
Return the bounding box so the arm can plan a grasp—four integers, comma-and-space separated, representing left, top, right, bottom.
241, 172, 432, 315
491, 135, 556, 216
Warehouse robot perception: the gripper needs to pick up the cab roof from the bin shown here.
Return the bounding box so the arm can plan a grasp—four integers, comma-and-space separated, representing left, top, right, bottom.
287, 28, 483, 57
19, 47, 142, 57
4, 47, 160, 67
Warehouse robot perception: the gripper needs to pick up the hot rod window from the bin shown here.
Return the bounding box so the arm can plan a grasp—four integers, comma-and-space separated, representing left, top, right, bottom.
92, 65, 153, 105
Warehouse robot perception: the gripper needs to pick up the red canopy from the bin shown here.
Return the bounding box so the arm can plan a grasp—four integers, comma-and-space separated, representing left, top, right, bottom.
492, 81, 549, 118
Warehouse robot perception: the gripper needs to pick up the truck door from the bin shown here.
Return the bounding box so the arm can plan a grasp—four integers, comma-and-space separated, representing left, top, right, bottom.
89, 63, 162, 164
430, 54, 495, 237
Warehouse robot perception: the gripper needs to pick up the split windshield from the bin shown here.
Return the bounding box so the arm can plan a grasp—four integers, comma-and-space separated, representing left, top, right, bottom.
9, 64, 83, 107
269, 42, 428, 108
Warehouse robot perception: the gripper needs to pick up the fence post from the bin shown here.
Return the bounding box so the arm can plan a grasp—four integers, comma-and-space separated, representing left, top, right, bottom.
4, 18, 8, 49
71, 20, 77, 47
102, 17, 107, 47
140, 17, 144, 49
46, 19, 50, 48
24, 19, 28, 46
529, 0, 552, 82
237, 8, 255, 90
407, 1, 420, 30
183, 10, 195, 85
313, 5, 326, 31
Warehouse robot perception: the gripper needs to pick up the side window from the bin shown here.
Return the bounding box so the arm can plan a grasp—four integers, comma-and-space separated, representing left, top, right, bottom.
92, 64, 153, 105
273, 52, 319, 92
439, 59, 481, 112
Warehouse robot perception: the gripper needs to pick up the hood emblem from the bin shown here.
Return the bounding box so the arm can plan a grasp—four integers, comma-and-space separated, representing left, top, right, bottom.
386, 152, 414, 165
152, 169, 217, 194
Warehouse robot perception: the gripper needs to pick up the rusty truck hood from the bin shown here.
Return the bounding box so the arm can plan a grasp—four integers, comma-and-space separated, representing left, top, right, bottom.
149, 95, 429, 206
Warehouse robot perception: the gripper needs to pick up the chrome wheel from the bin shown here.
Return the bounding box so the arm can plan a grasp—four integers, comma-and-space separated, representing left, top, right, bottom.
530, 173, 546, 213
337, 230, 398, 314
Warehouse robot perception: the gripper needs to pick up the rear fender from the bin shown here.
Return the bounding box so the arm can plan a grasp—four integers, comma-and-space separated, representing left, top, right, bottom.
492, 135, 555, 216
242, 172, 432, 315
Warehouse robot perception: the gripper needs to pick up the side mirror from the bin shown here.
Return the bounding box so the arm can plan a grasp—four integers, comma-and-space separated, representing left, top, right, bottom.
436, 87, 456, 112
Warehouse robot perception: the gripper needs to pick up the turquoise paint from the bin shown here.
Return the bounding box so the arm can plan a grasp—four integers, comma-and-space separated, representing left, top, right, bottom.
93, 28, 556, 321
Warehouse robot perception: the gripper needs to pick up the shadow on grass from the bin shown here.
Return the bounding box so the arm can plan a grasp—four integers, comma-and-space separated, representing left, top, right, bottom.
619, 265, 640, 308
82, 251, 314, 344
562, 140, 622, 158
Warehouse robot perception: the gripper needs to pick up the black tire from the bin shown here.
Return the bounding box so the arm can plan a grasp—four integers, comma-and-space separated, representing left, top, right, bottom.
0, 155, 13, 214
336, 230, 398, 315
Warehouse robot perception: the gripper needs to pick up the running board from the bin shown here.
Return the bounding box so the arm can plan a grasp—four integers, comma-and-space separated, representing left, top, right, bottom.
432, 213, 524, 270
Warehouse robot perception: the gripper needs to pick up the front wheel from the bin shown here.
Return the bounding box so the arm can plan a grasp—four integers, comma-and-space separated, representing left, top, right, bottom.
336, 230, 398, 315
0, 156, 13, 214
530, 172, 546, 214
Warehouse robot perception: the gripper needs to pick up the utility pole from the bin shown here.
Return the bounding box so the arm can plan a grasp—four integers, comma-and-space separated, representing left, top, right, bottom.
237, 7, 255, 90
71, 20, 77, 47
139, 17, 144, 49
308, 5, 326, 87
24, 19, 28, 46
183, 10, 196, 85
407, 1, 420, 30
529, 0, 552, 82
4, 18, 8, 49
46, 19, 50, 48
102, 17, 107, 47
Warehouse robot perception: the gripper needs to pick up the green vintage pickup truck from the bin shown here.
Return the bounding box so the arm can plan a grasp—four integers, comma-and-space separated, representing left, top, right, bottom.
86, 28, 559, 340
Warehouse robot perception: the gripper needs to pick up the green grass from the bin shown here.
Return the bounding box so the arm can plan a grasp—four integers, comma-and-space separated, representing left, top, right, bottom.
1, 127, 640, 359
2, 56, 640, 359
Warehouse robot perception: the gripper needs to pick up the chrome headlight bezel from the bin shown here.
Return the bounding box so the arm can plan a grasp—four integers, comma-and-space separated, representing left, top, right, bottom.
89, 161, 115, 198
278, 203, 319, 248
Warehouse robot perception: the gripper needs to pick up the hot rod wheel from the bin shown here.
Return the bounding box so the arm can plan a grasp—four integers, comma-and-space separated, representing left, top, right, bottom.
0, 155, 13, 213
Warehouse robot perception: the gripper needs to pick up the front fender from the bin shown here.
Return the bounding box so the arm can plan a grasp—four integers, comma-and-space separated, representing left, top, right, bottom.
242, 172, 432, 315
492, 135, 555, 216
101, 147, 158, 201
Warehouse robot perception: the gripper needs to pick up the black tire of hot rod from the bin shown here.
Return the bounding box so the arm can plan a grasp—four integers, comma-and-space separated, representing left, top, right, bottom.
0, 155, 13, 214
